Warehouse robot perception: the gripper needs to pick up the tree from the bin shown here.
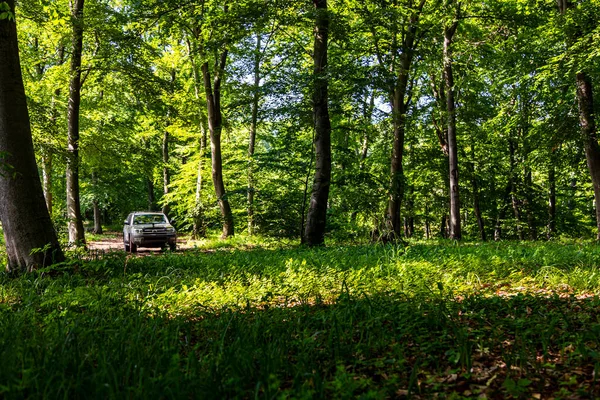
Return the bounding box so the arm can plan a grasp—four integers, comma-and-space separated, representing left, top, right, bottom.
66, 0, 86, 245
200, 27, 235, 238
443, 0, 461, 240
304, 0, 332, 246
0, 0, 64, 271
558, 0, 600, 240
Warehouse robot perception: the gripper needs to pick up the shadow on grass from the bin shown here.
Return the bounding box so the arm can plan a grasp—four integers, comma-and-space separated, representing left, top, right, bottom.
1, 276, 600, 399
2, 241, 600, 398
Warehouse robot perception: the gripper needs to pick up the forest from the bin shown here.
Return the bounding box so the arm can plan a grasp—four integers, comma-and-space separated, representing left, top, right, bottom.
1, 0, 600, 398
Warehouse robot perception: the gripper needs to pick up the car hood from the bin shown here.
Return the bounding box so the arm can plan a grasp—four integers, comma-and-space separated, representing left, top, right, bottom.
133, 224, 174, 229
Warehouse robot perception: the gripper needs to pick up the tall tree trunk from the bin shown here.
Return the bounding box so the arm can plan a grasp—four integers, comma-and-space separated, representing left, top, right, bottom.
469, 161, 486, 241
40, 46, 63, 216
494, 182, 511, 241
92, 172, 102, 234
66, 0, 85, 245
576, 73, 600, 240
304, 0, 332, 246
444, 8, 461, 240
548, 150, 557, 238
386, 68, 408, 240
384, 0, 426, 241
0, 0, 64, 271
509, 139, 524, 240
424, 202, 431, 239
248, 34, 261, 236
359, 91, 375, 169
524, 168, 537, 240
192, 119, 208, 238
188, 36, 207, 239
559, 1, 600, 240
162, 130, 170, 217
42, 152, 53, 215
201, 50, 234, 238
146, 177, 155, 211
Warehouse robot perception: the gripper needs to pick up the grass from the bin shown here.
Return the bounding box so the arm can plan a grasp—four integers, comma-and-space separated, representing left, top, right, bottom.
1, 239, 600, 398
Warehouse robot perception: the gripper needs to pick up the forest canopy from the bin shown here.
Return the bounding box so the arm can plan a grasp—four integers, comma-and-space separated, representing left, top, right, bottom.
4, 0, 600, 252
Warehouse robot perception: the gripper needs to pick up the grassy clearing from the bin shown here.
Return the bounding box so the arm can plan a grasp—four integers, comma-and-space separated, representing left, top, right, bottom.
1, 240, 600, 398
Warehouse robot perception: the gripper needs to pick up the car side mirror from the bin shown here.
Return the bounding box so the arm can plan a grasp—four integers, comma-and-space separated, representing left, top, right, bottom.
124, 220, 129, 225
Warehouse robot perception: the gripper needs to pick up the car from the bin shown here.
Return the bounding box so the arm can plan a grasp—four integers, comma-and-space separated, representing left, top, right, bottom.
123, 211, 177, 252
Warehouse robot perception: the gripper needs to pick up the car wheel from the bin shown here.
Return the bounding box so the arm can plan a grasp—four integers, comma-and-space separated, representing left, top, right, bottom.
129, 237, 137, 253
169, 242, 176, 251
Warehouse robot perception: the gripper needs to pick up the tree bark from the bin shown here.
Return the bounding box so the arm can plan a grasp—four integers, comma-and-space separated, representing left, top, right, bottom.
162, 130, 170, 217
509, 139, 524, 240
248, 34, 261, 236
0, 0, 64, 271
574, 73, 600, 240
559, 1, 600, 240
42, 152, 53, 215
524, 167, 537, 240
187, 36, 207, 239
66, 0, 86, 245
384, 0, 426, 241
443, 8, 461, 240
304, 0, 332, 246
469, 161, 486, 241
494, 183, 511, 241
91, 172, 102, 234
201, 50, 234, 238
547, 150, 557, 238
146, 177, 155, 211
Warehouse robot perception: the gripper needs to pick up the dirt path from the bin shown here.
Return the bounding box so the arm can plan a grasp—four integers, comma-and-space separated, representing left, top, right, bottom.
88, 234, 191, 254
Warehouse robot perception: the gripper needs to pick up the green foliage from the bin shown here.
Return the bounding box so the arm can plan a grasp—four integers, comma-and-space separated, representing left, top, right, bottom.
1, 241, 600, 397
0, 1, 15, 21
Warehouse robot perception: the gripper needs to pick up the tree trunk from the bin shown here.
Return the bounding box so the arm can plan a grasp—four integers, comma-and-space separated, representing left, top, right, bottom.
92, 172, 102, 234
559, 1, 600, 240
192, 118, 208, 239
444, 11, 461, 240
304, 0, 332, 247
576, 73, 600, 240
248, 34, 261, 236
440, 215, 448, 238
0, 0, 64, 271
359, 91, 375, 169
509, 139, 524, 240
470, 161, 486, 241
201, 50, 234, 238
386, 69, 408, 240
524, 168, 537, 240
42, 152, 53, 215
162, 130, 170, 217
384, 0, 426, 241
548, 150, 557, 238
66, 0, 85, 246
495, 182, 512, 241
42, 49, 63, 216
146, 177, 155, 211
188, 37, 207, 239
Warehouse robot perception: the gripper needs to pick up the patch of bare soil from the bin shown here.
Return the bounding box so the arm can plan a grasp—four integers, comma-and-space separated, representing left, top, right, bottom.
88, 234, 191, 255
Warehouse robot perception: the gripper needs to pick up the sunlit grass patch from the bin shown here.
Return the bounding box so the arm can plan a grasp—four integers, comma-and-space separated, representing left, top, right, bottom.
1, 240, 600, 398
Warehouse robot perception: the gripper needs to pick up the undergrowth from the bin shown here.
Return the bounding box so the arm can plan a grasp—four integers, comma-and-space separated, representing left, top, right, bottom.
1, 240, 599, 398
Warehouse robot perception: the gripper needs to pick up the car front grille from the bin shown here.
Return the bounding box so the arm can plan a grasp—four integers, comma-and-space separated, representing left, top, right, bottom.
143, 228, 167, 234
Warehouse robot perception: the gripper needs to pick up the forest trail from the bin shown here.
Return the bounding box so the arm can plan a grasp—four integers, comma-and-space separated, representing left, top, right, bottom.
87, 233, 189, 253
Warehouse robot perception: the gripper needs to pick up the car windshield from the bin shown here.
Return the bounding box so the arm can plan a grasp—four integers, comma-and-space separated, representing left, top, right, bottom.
133, 214, 167, 225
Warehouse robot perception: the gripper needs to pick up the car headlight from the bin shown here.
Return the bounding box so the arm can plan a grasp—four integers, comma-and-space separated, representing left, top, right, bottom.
133, 229, 143, 234
167, 227, 175, 233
